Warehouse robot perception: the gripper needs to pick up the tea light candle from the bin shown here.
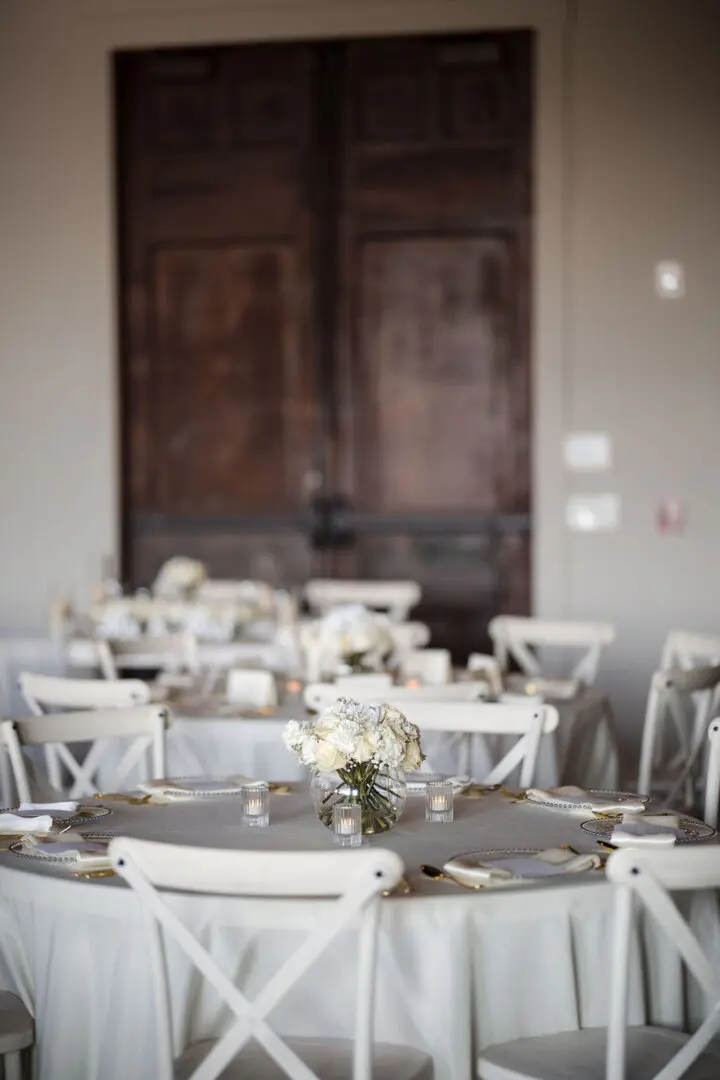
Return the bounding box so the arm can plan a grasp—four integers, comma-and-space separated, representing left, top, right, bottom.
242, 783, 269, 827
332, 803, 362, 847
286, 680, 303, 695
405, 678, 421, 689
426, 781, 454, 823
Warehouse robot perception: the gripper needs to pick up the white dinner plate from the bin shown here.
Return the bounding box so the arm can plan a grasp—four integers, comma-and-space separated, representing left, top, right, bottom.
137, 777, 259, 799
581, 815, 716, 844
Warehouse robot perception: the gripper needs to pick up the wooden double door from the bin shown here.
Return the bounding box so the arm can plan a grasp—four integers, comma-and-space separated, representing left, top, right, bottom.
116, 31, 533, 656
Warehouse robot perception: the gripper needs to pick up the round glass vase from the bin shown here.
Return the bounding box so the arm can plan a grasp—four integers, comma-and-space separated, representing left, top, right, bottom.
311, 765, 407, 835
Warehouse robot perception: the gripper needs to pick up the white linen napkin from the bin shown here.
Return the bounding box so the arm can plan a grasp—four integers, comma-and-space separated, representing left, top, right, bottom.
610, 813, 682, 848
444, 847, 601, 888
0, 811, 54, 834
525, 785, 647, 814
18, 801, 78, 813
24, 836, 111, 870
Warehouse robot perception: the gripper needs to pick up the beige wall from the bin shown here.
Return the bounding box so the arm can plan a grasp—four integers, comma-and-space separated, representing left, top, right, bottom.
0, 0, 718, 747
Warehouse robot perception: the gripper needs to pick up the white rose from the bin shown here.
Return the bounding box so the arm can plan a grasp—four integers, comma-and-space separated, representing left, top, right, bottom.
283, 720, 307, 752
355, 732, 378, 763
315, 740, 347, 772
402, 739, 423, 771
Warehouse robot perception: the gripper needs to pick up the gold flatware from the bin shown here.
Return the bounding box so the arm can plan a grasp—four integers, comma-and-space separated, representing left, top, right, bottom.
420, 864, 482, 890
560, 844, 580, 855
597, 840, 618, 851
268, 783, 293, 795
93, 793, 153, 805
462, 783, 502, 798
73, 868, 116, 880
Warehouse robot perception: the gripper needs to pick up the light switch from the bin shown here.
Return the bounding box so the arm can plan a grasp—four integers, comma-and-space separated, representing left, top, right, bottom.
566, 494, 620, 532
563, 433, 612, 472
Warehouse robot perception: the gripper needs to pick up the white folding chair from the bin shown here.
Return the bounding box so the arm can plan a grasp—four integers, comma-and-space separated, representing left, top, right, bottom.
226, 669, 278, 709
636, 664, 720, 808
400, 649, 452, 686
1, 705, 169, 801
304, 682, 487, 714
661, 630, 720, 670
397, 701, 559, 787
703, 720, 720, 829
305, 580, 421, 622
489, 616, 615, 685
466, 654, 504, 698
109, 839, 433, 1080
478, 846, 720, 1080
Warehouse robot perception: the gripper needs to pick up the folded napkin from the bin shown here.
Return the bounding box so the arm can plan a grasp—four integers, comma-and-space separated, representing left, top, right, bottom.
19, 801, 78, 813
24, 836, 111, 870
0, 811, 53, 834
525, 785, 647, 814
444, 847, 601, 888
611, 813, 682, 848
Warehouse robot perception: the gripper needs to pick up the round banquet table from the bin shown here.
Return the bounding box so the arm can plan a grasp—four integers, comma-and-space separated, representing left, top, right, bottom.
92, 688, 618, 796
0, 790, 717, 1080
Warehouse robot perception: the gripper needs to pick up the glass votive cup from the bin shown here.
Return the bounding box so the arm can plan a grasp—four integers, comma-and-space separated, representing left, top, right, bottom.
332, 803, 362, 848
242, 783, 270, 827
426, 781, 454, 823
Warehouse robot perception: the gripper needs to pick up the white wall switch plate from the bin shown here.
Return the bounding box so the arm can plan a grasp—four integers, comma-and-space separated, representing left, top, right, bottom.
566, 494, 621, 532
563, 432, 612, 472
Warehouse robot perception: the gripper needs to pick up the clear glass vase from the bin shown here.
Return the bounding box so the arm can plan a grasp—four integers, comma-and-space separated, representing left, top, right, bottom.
311, 765, 407, 835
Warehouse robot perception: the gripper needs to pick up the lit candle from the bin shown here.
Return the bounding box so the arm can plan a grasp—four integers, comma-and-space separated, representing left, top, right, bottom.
426, 781, 454, 823
242, 783, 269, 827
286, 680, 303, 695
405, 678, 421, 689
332, 803, 361, 847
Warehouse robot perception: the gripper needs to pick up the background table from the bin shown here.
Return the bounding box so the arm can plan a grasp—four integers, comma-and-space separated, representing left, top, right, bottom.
0, 791, 715, 1080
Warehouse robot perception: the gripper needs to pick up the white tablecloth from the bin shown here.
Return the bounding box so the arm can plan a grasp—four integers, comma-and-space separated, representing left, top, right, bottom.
0, 791, 716, 1080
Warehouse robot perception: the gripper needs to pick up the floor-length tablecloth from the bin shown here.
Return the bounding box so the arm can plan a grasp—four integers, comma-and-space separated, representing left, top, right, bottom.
0, 792, 716, 1080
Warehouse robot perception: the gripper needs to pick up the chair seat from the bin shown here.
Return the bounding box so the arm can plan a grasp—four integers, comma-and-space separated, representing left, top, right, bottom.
0, 991, 34, 1054
478, 1025, 720, 1080
176, 1036, 433, 1080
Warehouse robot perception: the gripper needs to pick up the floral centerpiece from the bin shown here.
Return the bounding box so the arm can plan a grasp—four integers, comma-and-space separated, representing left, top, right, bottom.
284, 697, 424, 834
152, 556, 207, 600
301, 604, 395, 677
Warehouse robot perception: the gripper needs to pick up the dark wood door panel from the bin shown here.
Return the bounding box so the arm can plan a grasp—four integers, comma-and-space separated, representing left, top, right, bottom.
152, 242, 312, 513
351, 233, 527, 514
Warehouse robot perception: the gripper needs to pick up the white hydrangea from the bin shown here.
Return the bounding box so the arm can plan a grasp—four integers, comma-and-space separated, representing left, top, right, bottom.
284, 697, 424, 773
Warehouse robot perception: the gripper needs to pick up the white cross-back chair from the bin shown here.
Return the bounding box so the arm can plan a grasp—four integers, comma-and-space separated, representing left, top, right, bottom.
489, 617, 615, 685
19, 671, 153, 795
703, 720, 720, 830
660, 630, 720, 671
198, 641, 293, 694
20, 671, 151, 713
466, 654, 504, 698
305, 580, 421, 623
636, 664, 720, 808
109, 838, 433, 1080
100, 633, 199, 679
226, 669, 278, 709
398, 701, 558, 787
0, 991, 34, 1080
400, 649, 452, 686
1, 705, 169, 802
478, 846, 720, 1080
304, 682, 487, 715
388, 622, 431, 656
